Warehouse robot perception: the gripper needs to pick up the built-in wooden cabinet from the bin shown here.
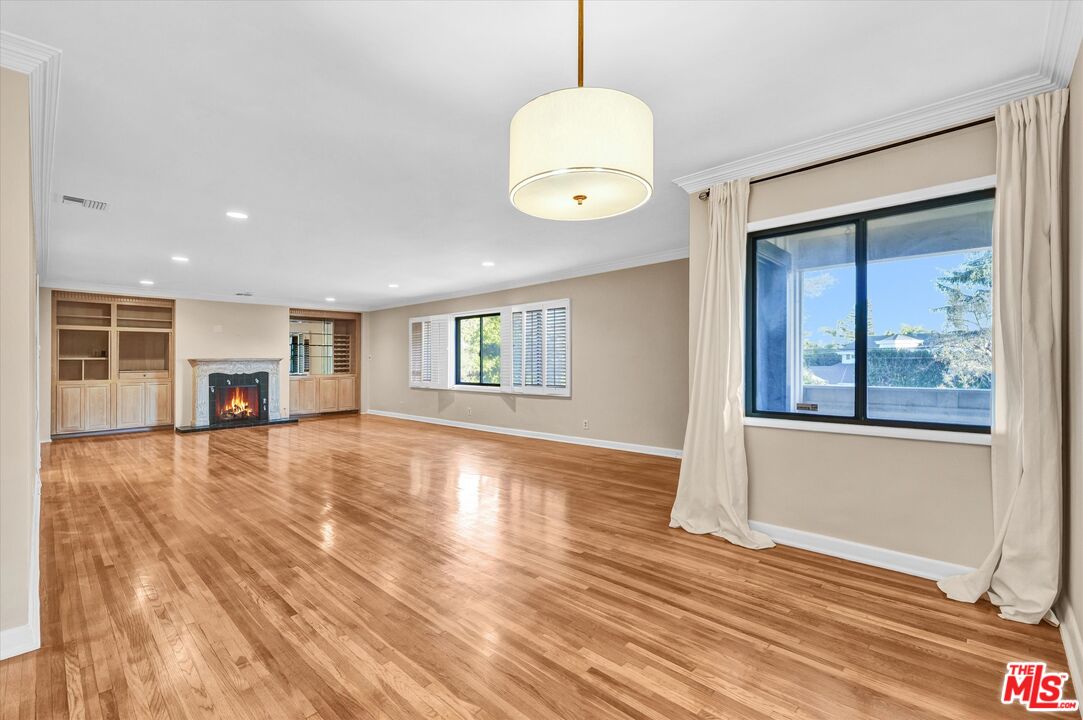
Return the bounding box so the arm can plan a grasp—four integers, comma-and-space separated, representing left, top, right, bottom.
289, 375, 358, 415
51, 291, 174, 437
55, 383, 112, 434
287, 308, 360, 417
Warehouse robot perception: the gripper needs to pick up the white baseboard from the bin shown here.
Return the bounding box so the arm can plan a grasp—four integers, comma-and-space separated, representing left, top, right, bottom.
1059, 598, 1083, 716
0, 619, 40, 661
748, 520, 975, 581
365, 409, 683, 458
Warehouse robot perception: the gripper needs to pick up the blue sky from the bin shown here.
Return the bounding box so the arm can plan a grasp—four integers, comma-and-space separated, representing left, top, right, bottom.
802, 252, 980, 345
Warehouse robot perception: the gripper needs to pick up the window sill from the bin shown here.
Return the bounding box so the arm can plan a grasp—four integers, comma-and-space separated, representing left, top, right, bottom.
743, 416, 991, 446
409, 384, 570, 398
451, 384, 504, 394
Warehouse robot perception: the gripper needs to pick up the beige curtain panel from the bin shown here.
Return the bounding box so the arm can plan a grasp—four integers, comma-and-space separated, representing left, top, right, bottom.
670, 178, 774, 550
938, 88, 1068, 625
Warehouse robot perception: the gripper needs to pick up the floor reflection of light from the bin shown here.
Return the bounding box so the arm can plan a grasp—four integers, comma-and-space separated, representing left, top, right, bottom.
321, 521, 335, 551
457, 472, 481, 515
135, 576, 158, 604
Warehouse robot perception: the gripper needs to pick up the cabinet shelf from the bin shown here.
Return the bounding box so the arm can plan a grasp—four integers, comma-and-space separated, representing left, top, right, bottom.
52, 291, 175, 436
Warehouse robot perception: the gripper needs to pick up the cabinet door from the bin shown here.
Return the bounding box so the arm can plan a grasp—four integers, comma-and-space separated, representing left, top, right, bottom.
318, 377, 339, 412
289, 379, 300, 414
117, 383, 146, 428
84, 385, 112, 431
145, 381, 172, 426
336, 376, 356, 410
56, 386, 84, 434
299, 378, 318, 413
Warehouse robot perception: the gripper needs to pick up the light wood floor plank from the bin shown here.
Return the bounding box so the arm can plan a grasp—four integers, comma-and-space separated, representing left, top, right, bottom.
0, 414, 1074, 719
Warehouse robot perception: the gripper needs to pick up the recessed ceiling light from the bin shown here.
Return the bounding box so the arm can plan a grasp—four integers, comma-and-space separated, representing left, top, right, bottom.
481, 260, 495, 267
325, 297, 336, 302
171, 256, 189, 263
388, 283, 400, 289
139, 279, 154, 286
225, 210, 248, 220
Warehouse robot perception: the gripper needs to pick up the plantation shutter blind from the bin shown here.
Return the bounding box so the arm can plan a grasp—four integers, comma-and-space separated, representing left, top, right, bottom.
524, 308, 544, 387
511, 311, 523, 387
545, 306, 568, 388
499, 310, 514, 387
409, 321, 425, 384
407, 315, 451, 388
504, 299, 570, 396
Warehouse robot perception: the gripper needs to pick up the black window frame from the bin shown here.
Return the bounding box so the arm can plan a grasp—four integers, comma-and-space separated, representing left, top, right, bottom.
745, 189, 994, 434
455, 313, 501, 387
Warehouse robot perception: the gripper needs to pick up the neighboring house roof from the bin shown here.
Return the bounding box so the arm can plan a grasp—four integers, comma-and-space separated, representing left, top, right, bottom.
875, 333, 924, 349
807, 364, 855, 385
838, 333, 935, 352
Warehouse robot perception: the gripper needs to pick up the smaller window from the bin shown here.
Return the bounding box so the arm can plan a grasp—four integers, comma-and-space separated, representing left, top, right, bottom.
456, 314, 501, 386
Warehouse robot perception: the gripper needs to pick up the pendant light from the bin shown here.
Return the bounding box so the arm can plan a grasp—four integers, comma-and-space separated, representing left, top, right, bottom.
508, 0, 653, 221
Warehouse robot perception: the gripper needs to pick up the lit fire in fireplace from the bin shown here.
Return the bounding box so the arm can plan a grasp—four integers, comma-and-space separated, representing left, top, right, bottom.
217, 386, 257, 421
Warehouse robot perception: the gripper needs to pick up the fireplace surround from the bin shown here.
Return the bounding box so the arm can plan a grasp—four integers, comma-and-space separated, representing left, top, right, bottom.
186, 358, 284, 429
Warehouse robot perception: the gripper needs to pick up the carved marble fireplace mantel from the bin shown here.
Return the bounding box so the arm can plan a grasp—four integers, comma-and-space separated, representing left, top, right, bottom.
188, 358, 282, 427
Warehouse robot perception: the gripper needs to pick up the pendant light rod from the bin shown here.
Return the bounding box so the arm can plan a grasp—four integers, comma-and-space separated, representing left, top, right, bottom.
578, 0, 584, 87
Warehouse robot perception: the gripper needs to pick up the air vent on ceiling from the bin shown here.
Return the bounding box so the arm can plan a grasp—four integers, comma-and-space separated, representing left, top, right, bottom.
61, 195, 109, 211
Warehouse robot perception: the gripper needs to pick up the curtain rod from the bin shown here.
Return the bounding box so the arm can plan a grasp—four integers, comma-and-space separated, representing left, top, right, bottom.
696, 116, 994, 200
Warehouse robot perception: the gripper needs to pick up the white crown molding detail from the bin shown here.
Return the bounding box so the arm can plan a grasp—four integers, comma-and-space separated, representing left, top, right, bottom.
748, 520, 976, 582
674, 2, 1083, 193
0, 32, 62, 278
365, 410, 683, 458
39, 279, 367, 313
363, 246, 689, 312
41, 246, 689, 313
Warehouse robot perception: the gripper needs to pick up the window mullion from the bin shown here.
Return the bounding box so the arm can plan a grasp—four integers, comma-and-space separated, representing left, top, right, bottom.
855, 219, 868, 423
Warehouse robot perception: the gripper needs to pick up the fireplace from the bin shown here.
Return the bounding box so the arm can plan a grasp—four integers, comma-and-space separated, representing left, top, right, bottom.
208, 372, 269, 426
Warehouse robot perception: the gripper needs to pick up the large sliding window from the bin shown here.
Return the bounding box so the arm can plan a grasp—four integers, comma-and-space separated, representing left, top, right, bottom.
746, 190, 994, 432
456, 313, 501, 386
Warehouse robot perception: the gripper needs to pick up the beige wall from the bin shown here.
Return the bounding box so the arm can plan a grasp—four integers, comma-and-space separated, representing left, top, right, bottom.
174, 300, 290, 426
1065, 44, 1082, 662
39, 287, 50, 443
366, 261, 689, 451
0, 67, 38, 634
689, 121, 996, 566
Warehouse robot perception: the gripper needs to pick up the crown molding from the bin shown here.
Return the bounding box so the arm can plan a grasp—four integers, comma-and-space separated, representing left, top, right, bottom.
362, 245, 689, 312
673, 2, 1083, 193
0, 32, 62, 278
42, 244, 688, 313
39, 279, 370, 313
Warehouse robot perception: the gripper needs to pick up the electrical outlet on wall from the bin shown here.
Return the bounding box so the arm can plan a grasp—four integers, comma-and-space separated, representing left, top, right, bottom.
582, 419, 589, 429
467, 407, 473, 416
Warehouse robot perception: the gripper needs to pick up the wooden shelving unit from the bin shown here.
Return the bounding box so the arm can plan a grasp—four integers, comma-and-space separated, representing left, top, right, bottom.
287, 309, 361, 417
51, 291, 175, 436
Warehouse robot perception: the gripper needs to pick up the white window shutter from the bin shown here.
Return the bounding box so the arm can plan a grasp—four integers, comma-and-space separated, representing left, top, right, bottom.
499, 310, 515, 388
408, 315, 451, 389
545, 305, 568, 390
429, 315, 452, 389
409, 320, 424, 385
421, 320, 432, 382
524, 308, 543, 387
511, 311, 523, 388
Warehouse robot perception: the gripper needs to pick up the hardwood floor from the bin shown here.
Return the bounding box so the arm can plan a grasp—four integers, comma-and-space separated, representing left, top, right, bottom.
1, 414, 1074, 719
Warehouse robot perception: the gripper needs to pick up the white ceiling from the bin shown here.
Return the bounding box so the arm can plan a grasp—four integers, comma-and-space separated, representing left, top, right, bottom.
1, 1, 1078, 311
